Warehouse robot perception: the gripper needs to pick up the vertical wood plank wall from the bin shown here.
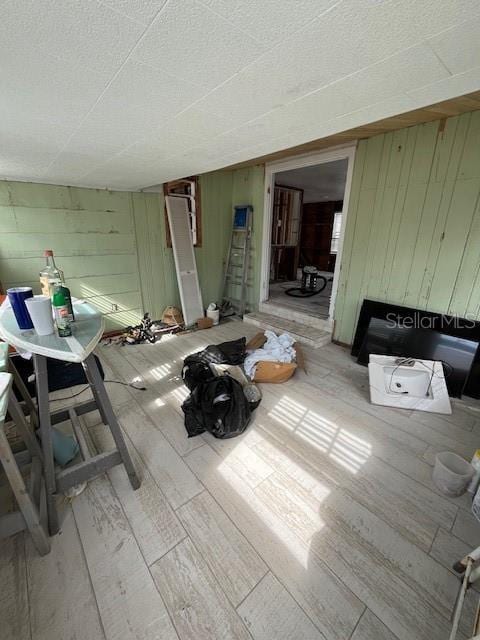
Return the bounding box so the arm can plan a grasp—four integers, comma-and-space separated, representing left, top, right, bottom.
5, 108, 478, 340
131, 190, 180, 321
196, 171, 234, 306
134, 170, 235, 317
334, 110, 480, 344
0, 171, 236, 330
0, 182, 143, 330
230, 165, 265, 310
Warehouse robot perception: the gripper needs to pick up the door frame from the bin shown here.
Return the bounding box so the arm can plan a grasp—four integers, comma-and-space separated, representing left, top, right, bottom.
260, 143, 357, 321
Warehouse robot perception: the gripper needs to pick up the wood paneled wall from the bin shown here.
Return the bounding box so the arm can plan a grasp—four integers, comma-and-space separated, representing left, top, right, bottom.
6, 105, 478, 341
230, 166, 265, 311
334, 110, 480, 345
0, 171, 236, 330
0, 182, 143, 330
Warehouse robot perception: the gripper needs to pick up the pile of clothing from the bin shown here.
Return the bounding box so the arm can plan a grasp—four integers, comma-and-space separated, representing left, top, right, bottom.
181, 330, 303, 440
244, 330, 296, 379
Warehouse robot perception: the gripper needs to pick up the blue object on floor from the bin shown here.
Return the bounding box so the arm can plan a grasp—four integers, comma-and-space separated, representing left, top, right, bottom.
38, 427, 79, 466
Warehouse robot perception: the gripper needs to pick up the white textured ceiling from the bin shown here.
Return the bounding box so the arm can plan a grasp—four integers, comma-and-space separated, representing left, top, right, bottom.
276, 159, 348, 203
1, 0, 480, 190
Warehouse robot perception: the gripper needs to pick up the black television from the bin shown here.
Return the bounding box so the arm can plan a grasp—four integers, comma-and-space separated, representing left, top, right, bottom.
358, 317, 478, 398
352, 299, 480, 398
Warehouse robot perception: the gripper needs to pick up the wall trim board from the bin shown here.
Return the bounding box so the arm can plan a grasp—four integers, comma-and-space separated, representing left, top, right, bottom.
225, 91, 480, 171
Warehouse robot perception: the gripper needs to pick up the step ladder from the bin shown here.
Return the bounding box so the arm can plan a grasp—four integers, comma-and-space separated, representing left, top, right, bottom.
222, 205, 253, 317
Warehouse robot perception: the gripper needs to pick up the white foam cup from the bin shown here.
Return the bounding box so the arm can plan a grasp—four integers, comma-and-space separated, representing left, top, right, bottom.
25, 296, 55, 336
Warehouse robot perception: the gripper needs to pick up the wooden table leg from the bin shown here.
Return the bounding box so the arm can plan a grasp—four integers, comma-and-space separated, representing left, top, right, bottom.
82, 354, 140, 490
86, 364, 108, 425
33, 354, 60, 535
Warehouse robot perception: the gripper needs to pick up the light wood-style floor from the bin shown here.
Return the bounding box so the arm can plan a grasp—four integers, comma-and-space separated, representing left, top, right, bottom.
2, 320, 480, 640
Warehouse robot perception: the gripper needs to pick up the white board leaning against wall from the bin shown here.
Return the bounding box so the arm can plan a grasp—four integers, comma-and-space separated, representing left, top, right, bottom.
165, 195, 204, 327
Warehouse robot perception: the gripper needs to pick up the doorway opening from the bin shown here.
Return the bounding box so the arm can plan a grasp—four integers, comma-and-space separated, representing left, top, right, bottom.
260, 146, 355, 325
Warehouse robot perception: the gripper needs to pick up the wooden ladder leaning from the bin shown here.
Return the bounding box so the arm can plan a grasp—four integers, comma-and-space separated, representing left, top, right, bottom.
221, 205, 253, 317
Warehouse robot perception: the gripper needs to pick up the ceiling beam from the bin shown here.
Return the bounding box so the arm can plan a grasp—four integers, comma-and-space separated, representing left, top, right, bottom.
224, 90, 480, 170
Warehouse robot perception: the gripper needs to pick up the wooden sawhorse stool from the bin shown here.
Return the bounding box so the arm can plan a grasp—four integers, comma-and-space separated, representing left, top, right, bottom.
0, 300, 141, 536
0, 371, 50, 555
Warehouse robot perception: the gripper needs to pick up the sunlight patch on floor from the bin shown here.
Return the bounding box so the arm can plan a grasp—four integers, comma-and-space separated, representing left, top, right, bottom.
216, 457, 317, 568
169, 386, 189, 403
130, 374, 144, 384
253, 428, 333, 503
215, 421, 331, 557
78, 284, 141, 325
149, 363, 172, 380
269, 395, 371, 473
153, 333, 177, 342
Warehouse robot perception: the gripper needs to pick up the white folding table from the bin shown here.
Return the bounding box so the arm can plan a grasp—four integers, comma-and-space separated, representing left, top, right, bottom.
0, 299, 140, 535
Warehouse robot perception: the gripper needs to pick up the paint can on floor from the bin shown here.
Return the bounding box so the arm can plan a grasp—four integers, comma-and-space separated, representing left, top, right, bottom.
206, 303, 220, 326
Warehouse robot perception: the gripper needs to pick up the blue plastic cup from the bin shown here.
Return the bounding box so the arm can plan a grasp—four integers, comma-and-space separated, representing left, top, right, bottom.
7, 287, 34, 330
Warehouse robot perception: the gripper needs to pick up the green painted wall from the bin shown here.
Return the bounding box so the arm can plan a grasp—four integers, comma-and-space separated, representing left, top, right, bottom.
134, 170, 235, 318
135, 165, 265, 318
196, 171, 234, 305
0, 170, 237, 330
5, 110, 479, 342
230, 165, 265, 310
131, 189, 179, 321
334, 110, 480, 344
0, 181, 144, 330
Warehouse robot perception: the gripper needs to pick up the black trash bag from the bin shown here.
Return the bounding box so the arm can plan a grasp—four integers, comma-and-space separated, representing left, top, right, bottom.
182, 337, 246, 391
211, 337, 247, 365
182, 375, 252, 439
181, 358, 216, 391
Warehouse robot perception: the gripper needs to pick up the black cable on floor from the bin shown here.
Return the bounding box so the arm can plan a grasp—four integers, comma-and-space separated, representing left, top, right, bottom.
50, 379, 147, 402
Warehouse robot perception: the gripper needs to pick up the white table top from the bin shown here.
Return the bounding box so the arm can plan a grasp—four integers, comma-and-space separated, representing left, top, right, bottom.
0, 299, 104, 363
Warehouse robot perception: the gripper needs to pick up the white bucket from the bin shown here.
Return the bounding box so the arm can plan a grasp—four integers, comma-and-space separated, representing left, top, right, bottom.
433, 452, 474, 497
206, 308, 220, 326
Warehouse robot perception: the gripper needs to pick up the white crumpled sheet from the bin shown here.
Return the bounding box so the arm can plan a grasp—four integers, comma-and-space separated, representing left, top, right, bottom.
244, 330, 296, 378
